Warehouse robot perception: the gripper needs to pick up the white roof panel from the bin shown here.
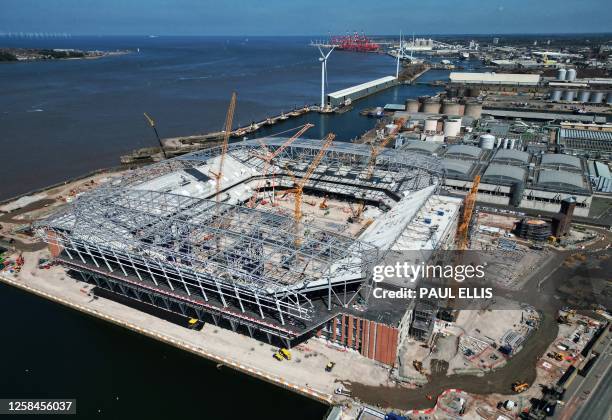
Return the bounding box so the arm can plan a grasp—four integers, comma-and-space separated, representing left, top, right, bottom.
328, 76, 397, 99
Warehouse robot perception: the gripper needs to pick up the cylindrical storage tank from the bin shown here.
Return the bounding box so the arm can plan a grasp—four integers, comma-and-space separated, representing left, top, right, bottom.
562, 90, 576, 102
607, 92, 612, 105
458, 102, 465, 116
590, 91, 605, 103
464, 101, 483, 119
468, 87, 481, 97
557, 68, 567, 81
566, 68, 577, 82
478, 134, 495, 150
550, 90, 562, 102
424, 117, 439, 132
503, 138, 509, 149
443, 117, 462, 137
446, 87, 459, 99
495, 138, 502, 148
423, 99, 441, 114
457, 86, 467, 98
510, 139, 516, 149
510, 182, 525, 207
385, 124, 398, 135
578, 90, 590, 103
442, 100, 461, 115
405, 99, 420, 113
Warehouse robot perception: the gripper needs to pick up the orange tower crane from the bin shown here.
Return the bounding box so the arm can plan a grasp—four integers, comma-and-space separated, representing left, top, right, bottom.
291, 133, 335, 222
456, 175, 481, 250
247, 123, 314, 208
209, 92, 237, 211
365, 118, 404, 179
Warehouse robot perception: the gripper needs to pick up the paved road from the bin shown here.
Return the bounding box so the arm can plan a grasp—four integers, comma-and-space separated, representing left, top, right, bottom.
556, 332, 612, 420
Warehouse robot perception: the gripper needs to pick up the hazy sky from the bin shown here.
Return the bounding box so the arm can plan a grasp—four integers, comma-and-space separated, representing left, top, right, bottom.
1, 0, 611, 36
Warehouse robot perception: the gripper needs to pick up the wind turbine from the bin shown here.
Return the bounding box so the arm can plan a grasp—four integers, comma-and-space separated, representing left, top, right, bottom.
396, 30, 402, 78
317, 45, 334, 110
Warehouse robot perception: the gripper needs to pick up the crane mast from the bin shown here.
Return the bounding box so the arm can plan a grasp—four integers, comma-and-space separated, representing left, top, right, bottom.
211, 92, 237, 209
456, 175, 481, 250
247, 123, 314, 208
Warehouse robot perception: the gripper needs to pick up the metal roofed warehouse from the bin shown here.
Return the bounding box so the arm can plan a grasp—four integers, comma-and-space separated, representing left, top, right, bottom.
35, 137, 444, 347
449, 72, 541, 86
327, 76, 397, 107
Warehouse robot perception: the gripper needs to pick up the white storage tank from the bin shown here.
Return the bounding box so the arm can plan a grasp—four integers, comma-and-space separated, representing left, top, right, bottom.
566, 68, 577, 82
563, 90, 576, 102
578, 90, 590, 103
590, 91, 605, 103
503, 138, 509, 149
443, 117, 462, 137
478, 134, 495, 150
424, 117, 439, 132
510, 139, 516, 149
550, 90, 562, 102
557, 68, 567, 81
385, 124, 398, 134
495, 137, 502, 148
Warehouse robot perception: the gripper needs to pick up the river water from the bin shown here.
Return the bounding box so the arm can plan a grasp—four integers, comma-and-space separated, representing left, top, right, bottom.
0, 36, 458, 419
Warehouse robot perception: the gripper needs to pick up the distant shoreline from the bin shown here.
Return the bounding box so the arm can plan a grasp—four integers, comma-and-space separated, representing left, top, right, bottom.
0, 47, 130, 62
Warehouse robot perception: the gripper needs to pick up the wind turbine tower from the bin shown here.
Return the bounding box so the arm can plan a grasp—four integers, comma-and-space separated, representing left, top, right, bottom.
396, 30, 402, 78
317, 46, 334, 110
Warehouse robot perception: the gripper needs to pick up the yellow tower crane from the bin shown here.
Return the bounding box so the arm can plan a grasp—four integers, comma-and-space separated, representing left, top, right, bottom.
365, 118, 405, 180
247, 123, 314, 208
456, 175, 481, 250
291, 133, 335, 222
209, 92, 237, 213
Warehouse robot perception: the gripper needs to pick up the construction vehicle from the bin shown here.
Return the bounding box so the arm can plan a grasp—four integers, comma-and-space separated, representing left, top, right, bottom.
413, 360, 425, 374
247, 123, 314, 208
143, 112, 168, 159
279, 348, 292, 360
512, 381, 529, 393
273, 352, 283, 361
319, 195, 329, 210
348, 201, 365, 223
325, 361, 336, 372
187, 318, 198, 328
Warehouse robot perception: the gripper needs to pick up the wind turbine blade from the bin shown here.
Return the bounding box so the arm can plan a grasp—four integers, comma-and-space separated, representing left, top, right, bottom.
317, 45, 324, 57
325, 47, 334, 59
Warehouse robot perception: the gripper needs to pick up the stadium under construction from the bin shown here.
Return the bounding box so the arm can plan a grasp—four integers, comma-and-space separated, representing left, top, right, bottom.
35, 136, 451, 350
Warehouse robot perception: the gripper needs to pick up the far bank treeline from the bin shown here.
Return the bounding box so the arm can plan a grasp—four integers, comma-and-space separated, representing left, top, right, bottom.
0, 48, 88, 62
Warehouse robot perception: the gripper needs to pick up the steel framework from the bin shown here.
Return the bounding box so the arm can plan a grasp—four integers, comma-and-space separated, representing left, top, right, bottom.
36, 137, 443, 343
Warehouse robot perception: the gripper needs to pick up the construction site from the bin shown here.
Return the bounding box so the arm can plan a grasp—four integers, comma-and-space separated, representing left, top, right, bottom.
31, 94, 451, 351
1, 83, 609, 420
